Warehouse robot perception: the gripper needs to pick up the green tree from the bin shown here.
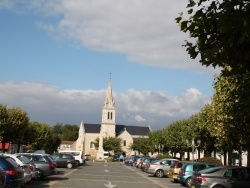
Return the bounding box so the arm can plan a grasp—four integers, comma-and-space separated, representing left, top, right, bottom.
52, 124, 79, 141
163, 120, 189, 159
29, 122, 53, 151
0, 104, 8, 152
52, 123, 63, 135
130, 137, 150, 155
43, 134, 61, 154
7, 107, 29, 152
103, 137, 122, 152
177, 0, 250, 166
198, 104, 217, 157
93, 137, 122, 152
211, 70, 250, 165
176, 0, 250, 72
61, 124, 79, 141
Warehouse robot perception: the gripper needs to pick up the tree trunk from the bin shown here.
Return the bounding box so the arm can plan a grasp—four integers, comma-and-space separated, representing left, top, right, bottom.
2, 142, 6, 153
238, 147, 242, 166
17, 141, 21, 153
213, 150, 216, 158
228, 148, 233, 166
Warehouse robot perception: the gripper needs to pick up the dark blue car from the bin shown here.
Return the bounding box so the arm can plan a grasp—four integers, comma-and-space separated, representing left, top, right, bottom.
0, 166, 6, 188
0, 155, 24, 188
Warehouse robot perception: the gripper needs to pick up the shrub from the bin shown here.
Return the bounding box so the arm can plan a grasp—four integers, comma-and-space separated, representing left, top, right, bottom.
198, 157, 223, 166
156, 153, 172, 159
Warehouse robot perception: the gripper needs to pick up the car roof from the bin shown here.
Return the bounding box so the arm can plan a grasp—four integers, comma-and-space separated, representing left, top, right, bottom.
16, 153, 50, 156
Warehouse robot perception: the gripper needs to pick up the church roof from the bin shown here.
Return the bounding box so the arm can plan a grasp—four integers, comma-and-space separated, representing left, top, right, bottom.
83, 123, 150, 136
84, 124, 101, 133
116, 124, 150, 136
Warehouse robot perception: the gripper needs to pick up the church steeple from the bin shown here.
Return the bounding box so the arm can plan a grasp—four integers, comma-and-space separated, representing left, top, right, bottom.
97, 76, 116, 160
101, 75, 116, 137
103, 75, 115, 109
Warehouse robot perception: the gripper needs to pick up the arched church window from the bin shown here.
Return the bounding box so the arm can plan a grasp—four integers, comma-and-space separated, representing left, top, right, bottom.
110, 112, 112, 119
123, 140, 126, 146
108, 112, 110, 119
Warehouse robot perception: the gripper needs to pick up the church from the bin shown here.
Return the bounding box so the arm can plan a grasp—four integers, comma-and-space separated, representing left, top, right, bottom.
71, 77, 152, 158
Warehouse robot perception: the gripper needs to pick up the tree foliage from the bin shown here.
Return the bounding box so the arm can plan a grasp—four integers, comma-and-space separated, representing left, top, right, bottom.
176, 0, 250, 72
52, 123, 79, 141
130, 137, 151, 155
93, 137, 122, 152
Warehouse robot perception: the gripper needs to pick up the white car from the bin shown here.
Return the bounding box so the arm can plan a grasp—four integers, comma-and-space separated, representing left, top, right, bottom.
4, 154, 37, 183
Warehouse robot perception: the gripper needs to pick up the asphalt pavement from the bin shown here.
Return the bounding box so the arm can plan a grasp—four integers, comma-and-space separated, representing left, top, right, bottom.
26, 161, 184, 188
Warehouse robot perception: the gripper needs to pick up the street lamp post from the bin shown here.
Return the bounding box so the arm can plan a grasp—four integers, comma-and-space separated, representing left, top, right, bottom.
186, 138, 201, 161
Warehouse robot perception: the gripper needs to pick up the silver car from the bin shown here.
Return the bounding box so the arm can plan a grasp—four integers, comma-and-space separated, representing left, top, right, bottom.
144, 158, 179, 178
16, 153, 57, 180
191, 166, 250, 188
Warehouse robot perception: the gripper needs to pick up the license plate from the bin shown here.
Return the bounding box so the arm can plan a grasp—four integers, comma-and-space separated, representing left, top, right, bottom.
191, 186, 195, 188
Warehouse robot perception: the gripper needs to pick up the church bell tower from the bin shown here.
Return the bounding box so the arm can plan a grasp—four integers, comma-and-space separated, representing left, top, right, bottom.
101, 75, 116, 137
96, 75, 116, 160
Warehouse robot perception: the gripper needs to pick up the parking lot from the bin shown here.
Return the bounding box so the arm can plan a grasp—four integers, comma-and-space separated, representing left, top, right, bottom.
25, 161, 185, 188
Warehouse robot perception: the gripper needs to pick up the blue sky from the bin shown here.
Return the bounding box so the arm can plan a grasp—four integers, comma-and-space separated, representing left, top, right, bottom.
0, 0, 219, 130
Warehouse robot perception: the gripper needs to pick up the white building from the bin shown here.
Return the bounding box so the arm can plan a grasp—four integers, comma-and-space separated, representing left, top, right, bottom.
72, 77, 151, 158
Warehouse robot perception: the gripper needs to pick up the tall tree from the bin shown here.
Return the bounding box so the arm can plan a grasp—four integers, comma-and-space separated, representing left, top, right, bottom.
0, 104, 8, 152
61, 124, 79, 141
43, 134, 61, 154
7, 107, 29, 152
29, 122, 53, 151
211, 70, 250, 165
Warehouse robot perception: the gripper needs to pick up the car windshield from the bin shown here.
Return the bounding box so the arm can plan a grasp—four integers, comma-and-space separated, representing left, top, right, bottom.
16, 155, 30, 164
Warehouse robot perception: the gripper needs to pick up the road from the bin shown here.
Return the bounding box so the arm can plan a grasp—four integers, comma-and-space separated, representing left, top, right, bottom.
26, 161, 185, 188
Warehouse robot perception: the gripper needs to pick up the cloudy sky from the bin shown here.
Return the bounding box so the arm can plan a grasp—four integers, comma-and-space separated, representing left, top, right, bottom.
0, 0, 219, 130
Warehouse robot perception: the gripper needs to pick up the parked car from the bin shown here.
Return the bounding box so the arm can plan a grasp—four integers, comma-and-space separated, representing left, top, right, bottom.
124, 157, 130, 165
128, 156, 140, 166
113, 154, 119, 161
140, 158, 159, 171
144, 158, 179, 178
0, 155, 24, 188
0, 166, 6, 188
4, 154, 32, 184
177, 162, 216, 187
14, 155, 38, 180
191, 166, 250, 188
135, 157, 146, 168
168, 160, 189, 182
58, 150, 84, 166
50, 153, 76, 169
16, 153, 57, 180
137, 157, 151, 169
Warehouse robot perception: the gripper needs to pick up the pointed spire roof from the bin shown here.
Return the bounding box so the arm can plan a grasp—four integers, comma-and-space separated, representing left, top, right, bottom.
103, 75, 115, 108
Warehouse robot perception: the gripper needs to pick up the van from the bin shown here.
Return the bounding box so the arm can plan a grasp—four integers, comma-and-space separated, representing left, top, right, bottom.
103, 151, 109, 159
58, 150, 84, 166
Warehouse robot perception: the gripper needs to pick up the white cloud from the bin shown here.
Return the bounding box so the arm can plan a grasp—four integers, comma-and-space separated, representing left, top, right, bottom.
0, 82, 210, 130
7, 0, 219, 74
0, 0, 13, 9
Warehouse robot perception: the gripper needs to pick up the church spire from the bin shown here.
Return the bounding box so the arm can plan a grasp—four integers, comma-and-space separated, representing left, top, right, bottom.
103, 74, 115, 108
